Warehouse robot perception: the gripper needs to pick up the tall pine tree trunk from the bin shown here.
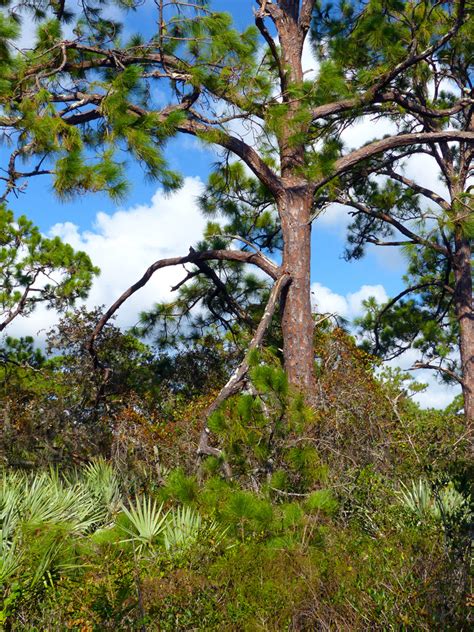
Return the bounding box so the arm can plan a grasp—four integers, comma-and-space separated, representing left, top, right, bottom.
279, 188, 315, 391
453, 229, 474, 421
273, 5, 315, 393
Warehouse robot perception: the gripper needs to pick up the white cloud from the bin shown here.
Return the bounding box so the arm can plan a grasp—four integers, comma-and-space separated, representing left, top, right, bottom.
311, 282, 349, 317
51, 176, 207, 327
311, 281, 388, 320
6, 177, 207, 342
341, 115, 398, 151
412, 377, 460, 409
317, 202, 352, 233
302, 34, 320, 80
3, 303, 56, 343
401, 152, 450, 201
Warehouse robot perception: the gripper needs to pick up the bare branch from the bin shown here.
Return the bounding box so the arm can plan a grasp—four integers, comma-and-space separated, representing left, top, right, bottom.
379, 168, 451, 211
197, 272, 292, 463
87, 247, 279, 363
315, 130, 474, 191
177, 119, 283, 197
325, 195, 449, 257
192, 257, 253, 325
255, 14, 285, 86
410, 362, 465, 386
366, 238, 417, 247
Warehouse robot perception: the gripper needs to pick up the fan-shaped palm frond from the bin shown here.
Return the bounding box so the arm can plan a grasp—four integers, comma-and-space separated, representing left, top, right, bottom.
163, 506, 202, 552
120, 496, 168, 551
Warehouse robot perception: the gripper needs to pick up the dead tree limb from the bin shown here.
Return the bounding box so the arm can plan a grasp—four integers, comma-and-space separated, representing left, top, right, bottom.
197, 272, 292, 470
86, 247, 279, 366
192, 257, 253, 326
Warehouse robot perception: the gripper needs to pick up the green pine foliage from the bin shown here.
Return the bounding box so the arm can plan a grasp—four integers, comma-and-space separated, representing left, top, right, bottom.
0, 208, 98, 328
0, 324, 471, 628
356, 240, 462, 383
0, 450, 470, 630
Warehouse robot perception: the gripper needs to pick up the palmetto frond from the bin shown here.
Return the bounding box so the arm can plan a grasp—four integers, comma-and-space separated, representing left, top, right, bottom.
119, 496, 168, 551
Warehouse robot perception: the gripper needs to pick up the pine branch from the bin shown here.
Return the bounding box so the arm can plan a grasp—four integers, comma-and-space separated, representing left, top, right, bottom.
379, 168, 451, 212
324, 195, 449, 257
87, 248, 279, 365
177, 119, 283, 197
255, 13, 285, 87
410, 361, 465, 386
370, 0, 467, 94
310, 93, 473, 123
315, 130, 474, 191
368, 282, 449, 355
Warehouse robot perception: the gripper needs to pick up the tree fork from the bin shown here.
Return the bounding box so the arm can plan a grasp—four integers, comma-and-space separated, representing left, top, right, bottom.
86, 247, 279, 367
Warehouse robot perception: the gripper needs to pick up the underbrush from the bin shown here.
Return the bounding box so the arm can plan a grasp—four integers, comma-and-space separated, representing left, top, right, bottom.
0, 459, 471, 631
1, 335, 471, 629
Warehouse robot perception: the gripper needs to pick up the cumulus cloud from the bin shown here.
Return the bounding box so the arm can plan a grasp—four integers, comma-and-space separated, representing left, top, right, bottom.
51, 176, 207, 326
6, 177, 207, 341
341, 115, 399, 151
5, 185, 458, 410
316, 203, 352, 233
311, 281, 388, 320
411, 377, 459, 409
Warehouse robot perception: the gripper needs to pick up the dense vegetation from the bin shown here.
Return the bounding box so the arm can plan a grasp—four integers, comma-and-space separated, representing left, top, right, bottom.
0, 0, 472, 629
0, 315, 471, 629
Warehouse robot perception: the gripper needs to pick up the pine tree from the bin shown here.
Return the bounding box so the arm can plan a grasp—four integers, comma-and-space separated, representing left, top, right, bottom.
322, 8, 473, 418
0, 0, 473, 436
0, 208, 98, 331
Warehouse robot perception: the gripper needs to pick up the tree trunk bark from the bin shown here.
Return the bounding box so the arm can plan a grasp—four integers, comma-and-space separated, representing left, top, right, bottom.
453, 230, 473, 422
279, 188, 315, 392
270, 3, 315, 393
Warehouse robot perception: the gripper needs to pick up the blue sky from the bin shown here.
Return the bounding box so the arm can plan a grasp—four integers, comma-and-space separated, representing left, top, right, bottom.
3, 0, 458, 407
7, 0, 406, 299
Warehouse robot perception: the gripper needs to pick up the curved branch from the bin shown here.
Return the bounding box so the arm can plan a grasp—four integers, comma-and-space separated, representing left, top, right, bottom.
255, 15, 285, 87
327, 195, 450, 257
310, 93, 472, 123
87, 247, 279, 362
410, 361, 464, 386
368, 281, 451, 355
193, 257, 253, 325
379, 168, 451, 211
316, 130, 474, 191
177, 119, 283, 197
